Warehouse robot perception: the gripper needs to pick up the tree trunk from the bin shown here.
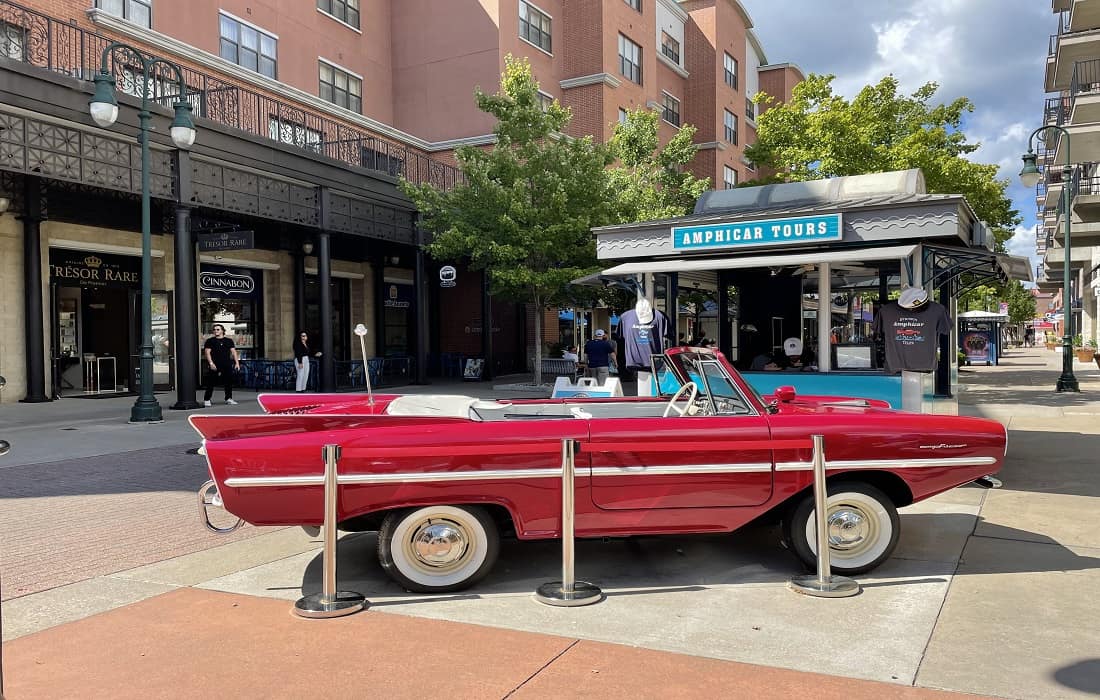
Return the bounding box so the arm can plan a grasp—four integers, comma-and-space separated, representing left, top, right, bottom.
533, 297, 543, 386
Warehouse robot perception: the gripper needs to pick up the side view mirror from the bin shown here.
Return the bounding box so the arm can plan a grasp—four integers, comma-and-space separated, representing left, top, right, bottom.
0, 374, 6, 388
774, 385, 796, 403
0, 440, 9, 456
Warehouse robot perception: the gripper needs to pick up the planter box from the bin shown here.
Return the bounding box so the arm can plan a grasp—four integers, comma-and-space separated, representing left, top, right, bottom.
1075, 349, 1096, 363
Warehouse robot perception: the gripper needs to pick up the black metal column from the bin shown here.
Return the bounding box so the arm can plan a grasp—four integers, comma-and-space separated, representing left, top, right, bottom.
318, 232, 335, 392
20, 178, 49, 403
413, 237, 430, 384
293, 250, 306, 336
717, 271, 732, 358
169, 204, 200, 409
373, 259, 386, 358
935, 279, 953, 397
481, 269, 494, 381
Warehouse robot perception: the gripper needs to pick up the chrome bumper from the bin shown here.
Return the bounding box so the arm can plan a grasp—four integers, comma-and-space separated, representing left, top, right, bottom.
198, 480, 243, 534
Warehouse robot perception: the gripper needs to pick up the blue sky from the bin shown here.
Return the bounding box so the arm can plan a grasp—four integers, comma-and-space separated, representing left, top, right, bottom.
741, 0, 1053, 269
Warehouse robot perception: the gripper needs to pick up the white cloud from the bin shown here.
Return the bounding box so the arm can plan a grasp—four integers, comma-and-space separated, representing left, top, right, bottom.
1005, 223, 1040, 273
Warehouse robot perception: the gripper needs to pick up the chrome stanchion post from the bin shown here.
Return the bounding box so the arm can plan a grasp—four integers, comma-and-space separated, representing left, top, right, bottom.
535, 438, 602, 606
789, 435, 860, 598
294, 444, 368, 618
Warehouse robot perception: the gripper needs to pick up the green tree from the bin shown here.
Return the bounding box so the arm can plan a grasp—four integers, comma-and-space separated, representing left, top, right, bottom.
608, 109, 710, 221
746, 74, 1020, 248
1004, 281, 1038, 326
401, 57, 614, 385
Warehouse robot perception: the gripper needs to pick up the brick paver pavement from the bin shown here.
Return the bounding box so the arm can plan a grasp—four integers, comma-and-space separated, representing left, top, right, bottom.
0, 444, 273, 601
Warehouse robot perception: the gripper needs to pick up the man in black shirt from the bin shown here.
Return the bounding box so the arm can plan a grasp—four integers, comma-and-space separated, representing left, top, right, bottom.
203, 324, 241, 406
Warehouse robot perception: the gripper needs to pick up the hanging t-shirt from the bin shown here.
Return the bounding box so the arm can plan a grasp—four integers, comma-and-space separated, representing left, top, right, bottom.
619, 308, 670, 368
872, 301, 951, 372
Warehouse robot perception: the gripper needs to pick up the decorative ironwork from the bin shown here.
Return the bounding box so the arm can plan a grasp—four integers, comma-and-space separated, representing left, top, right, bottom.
0, 0, 461, 189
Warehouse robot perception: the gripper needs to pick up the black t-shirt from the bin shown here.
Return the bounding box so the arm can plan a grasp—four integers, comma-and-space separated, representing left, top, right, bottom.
872, 301, 950, 372
204, 336, 236, 368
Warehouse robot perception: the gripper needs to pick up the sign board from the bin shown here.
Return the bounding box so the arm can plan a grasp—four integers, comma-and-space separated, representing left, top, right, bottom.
197, 230, 254, 252
961, 330, 994, 365
49, 249, 141, 288
383, 283, 413, 309
199, 264, 262, 300
672, 213, 842, 251
462, 358, 484, 381
439, 265, 457, 288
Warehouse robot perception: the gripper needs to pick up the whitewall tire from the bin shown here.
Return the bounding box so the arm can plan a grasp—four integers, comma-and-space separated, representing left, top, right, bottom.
378, 505, 499, 593
784, 481, 899, 575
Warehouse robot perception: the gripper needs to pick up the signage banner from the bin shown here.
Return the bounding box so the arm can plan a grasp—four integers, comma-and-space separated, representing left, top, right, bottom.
672, 213, 842, 251
197, 230, 254, 252
962, 330, 994, 364
199, 264, 262, 300
439, 265, 457, 288
49, 249, 140, 288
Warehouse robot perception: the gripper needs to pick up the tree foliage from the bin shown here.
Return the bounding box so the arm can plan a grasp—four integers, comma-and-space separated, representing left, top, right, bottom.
607, 109, 710, 222
745, 74, 1020, 248
401, 56, 614, 384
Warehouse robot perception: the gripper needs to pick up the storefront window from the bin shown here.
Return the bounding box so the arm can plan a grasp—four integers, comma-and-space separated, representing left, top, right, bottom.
200, 265, 263, 360
305, 276, 350, 360
800, 262, 901, 370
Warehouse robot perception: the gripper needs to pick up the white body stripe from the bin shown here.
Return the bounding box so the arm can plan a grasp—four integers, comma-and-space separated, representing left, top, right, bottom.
774, 456, 997, 472
591, 463, 772, 477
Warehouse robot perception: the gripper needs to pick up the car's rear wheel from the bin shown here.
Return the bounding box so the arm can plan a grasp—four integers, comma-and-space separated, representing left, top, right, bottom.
783, 481, 899, 575
378, 505, 499, 593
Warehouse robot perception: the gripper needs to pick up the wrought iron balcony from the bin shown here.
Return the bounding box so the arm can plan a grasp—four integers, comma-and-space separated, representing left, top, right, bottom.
0, 0, 461, 190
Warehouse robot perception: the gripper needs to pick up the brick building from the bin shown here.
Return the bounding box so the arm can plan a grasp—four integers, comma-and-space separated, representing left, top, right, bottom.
0, 0, 801, 403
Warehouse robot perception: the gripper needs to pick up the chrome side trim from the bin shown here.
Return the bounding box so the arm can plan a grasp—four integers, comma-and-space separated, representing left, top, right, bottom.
591, 463, 772, 477
775, 456, 998, 472
224, 467, 564, 488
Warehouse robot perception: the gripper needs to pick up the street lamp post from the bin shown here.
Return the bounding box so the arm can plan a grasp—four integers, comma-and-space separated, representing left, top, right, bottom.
89, 44, 197, 422
1020, 125, 1079, 392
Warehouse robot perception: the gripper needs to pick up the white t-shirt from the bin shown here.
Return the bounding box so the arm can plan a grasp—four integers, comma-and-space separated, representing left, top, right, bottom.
562, 350, 579, 362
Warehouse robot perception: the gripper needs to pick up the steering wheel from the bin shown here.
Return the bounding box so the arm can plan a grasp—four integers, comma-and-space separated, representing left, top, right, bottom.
663, 381, 699, 418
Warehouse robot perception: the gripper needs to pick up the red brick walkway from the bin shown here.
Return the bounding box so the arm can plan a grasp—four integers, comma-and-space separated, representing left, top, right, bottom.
4, 588, 988, 700
0, 445, 271, 601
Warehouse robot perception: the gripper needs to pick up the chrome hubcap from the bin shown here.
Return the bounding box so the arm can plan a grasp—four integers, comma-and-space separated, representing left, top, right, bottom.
827, 509, 868, 549
410, 519, 469, 569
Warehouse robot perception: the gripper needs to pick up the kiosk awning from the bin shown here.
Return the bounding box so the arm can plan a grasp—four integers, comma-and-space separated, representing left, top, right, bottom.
599, 245, 918, 277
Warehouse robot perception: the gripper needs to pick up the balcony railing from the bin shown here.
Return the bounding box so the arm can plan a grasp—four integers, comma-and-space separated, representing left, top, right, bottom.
0, 0, 461, 190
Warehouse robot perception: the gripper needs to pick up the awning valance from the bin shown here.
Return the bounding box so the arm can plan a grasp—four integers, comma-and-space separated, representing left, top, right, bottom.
599, 245, 918, 277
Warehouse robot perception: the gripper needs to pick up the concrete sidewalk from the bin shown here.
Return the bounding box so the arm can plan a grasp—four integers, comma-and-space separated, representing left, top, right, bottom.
2, 348, 1099, 699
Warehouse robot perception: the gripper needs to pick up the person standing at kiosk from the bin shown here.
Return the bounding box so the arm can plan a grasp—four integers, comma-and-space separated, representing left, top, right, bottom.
584, 330, 616, 384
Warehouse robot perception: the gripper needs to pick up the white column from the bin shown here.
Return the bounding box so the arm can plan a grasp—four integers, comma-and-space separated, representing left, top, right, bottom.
817, 262, 831, 372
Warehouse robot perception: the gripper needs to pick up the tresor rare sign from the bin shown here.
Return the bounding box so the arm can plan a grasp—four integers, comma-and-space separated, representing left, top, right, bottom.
672, 213, 842, 251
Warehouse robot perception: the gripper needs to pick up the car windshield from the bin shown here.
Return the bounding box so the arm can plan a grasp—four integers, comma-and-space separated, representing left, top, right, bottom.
653, 350, 757, 415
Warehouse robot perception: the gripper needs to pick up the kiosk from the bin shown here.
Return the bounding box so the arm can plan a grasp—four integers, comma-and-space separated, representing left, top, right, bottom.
958, 310, 1009, 366
584, 170, 1032, 413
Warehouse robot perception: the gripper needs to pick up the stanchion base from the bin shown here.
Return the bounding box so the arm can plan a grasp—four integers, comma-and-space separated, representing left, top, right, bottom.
293, 591, 368, 618
788, 575, 860, 598
534, 581, 603, 607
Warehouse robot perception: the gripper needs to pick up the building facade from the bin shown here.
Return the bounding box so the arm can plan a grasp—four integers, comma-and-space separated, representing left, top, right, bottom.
1040, 0, 1100, 346
0, 0, 801, 403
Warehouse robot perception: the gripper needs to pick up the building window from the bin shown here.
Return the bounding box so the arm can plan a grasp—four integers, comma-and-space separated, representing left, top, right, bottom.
619, 34, 642, 85
661, 93, 680, 127
317, 0, 360, 29
519, 1, 552, 54
724, 110, 738, 144
219, 13, 277, 79
618, 107, 629, 125
362, 145, 403, 176
724, 52, 737, 90
660, 31, 680, 64
319, 60, 362, 113
536, 91, 554, 111
745, 96, 755, 121
724, 166, 738, 189
269, 116, 323, 153
1, 20, 27, 60
117, 65, 202, 112
96, 0, 151, 28
624, 0, 641, 11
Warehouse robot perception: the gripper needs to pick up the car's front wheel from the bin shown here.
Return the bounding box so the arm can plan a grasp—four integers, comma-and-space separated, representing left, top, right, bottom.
378, 505, 499, 593
783, 481, 899, 575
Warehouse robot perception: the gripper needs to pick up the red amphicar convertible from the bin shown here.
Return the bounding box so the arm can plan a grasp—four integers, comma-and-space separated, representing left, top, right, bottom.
190, 347, 1005, 593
